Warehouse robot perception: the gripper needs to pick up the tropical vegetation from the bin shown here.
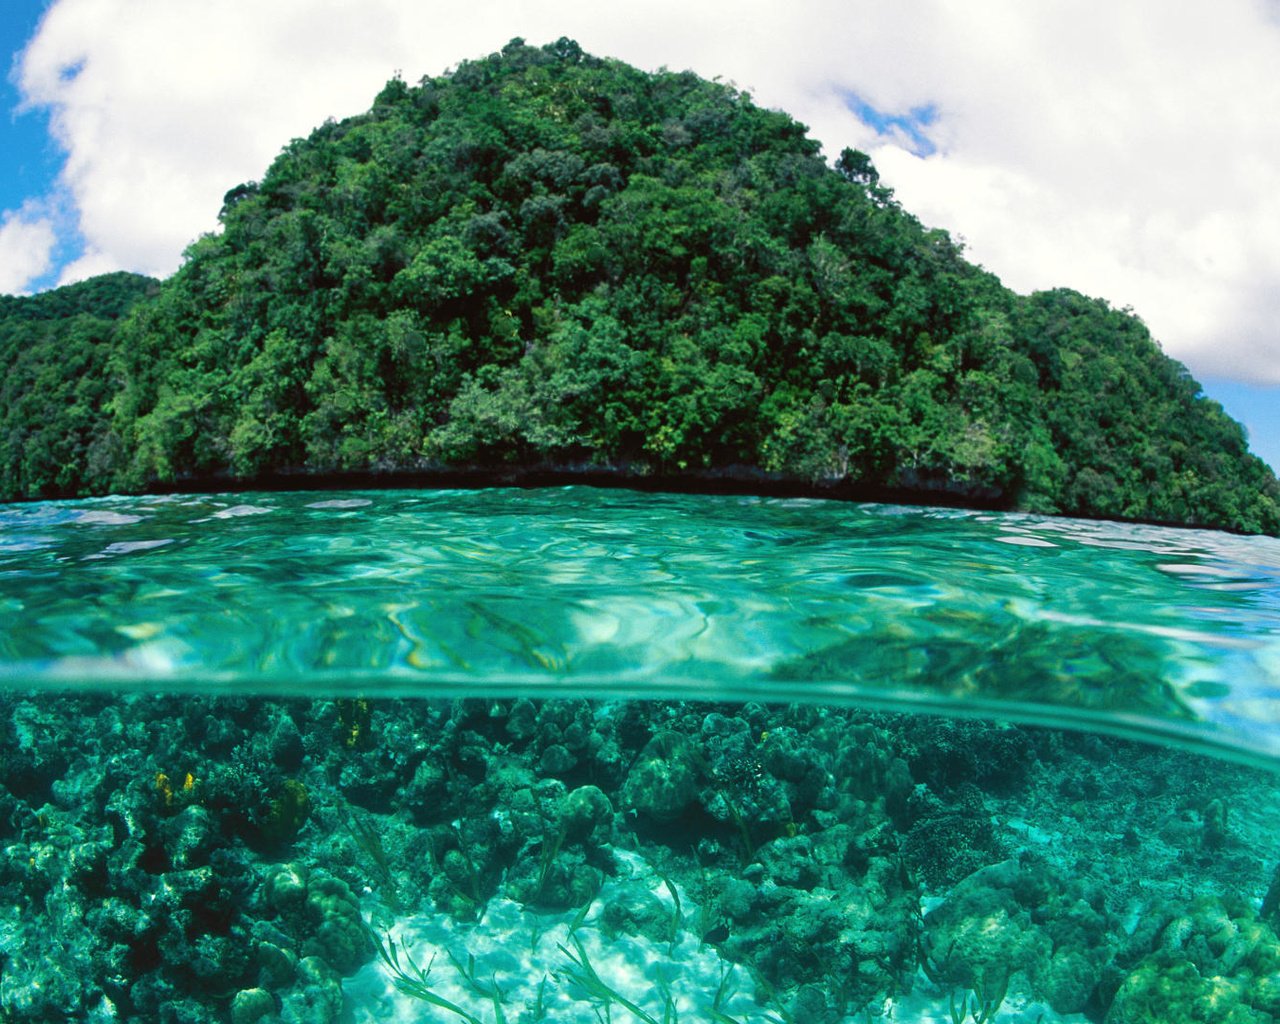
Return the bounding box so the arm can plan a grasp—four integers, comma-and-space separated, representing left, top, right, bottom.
2, 38, 1276, 533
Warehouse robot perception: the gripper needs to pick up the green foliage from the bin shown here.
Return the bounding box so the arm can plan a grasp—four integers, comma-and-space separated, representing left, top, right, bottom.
1, 39, 1276, 534
1010, 289, 1280, 532
0, 273, 156, 499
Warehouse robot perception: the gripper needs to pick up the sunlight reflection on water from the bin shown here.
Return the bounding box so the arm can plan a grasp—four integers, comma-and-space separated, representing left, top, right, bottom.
2, 486, 1278, 768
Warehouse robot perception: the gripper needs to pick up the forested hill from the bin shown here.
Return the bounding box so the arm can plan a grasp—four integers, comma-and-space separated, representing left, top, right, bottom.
0, 272, 157, 500
3, 38, 1278, 534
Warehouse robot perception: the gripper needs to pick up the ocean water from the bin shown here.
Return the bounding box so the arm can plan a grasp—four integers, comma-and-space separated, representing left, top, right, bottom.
0, 486, 1277, 1023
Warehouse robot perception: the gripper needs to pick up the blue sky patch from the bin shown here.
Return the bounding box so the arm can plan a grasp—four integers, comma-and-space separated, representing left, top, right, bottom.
1, 1, 79, 292
1199, 376, 1280, 474
844, 93, 938, 157
1, 3, 61, 215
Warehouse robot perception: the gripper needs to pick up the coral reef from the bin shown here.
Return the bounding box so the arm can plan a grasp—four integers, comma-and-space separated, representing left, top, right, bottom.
0, 692, 1276, 1022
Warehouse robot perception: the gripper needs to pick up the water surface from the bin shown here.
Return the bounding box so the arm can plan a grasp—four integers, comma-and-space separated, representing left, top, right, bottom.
2, 486, 1278, 767
4, 487, 1280, 1023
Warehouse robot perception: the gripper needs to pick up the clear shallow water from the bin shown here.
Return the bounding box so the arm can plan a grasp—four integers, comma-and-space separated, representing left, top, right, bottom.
3, 487, 1280, 1023
2, 486, 1279, 767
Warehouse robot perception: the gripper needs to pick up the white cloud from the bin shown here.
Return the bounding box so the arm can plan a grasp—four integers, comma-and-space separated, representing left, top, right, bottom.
864, 3, 1280, 384
0, 204, 57, 294
11, 0, 1280, 382
55, 245, 120, 287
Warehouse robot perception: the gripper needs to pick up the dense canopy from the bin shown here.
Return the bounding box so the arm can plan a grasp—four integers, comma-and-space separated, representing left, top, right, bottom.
3, 38, 1278, 533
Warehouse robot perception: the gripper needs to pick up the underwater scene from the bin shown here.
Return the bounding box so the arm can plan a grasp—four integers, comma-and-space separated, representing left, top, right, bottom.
1, 487, 1278, 1023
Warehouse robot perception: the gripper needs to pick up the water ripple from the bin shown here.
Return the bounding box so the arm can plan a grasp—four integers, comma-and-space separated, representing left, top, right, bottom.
0, 487, 1277, 767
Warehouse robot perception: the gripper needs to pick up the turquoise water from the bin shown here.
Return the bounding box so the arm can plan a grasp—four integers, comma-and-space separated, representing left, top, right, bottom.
3, 486, 1279, 765
2, 486, 1279, 1023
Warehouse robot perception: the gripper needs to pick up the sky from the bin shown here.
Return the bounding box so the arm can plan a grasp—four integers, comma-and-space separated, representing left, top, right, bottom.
2, 0, 1279, 472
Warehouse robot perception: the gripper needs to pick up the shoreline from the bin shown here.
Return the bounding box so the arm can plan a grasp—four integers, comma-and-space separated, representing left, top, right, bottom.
6, 462, 1270, 538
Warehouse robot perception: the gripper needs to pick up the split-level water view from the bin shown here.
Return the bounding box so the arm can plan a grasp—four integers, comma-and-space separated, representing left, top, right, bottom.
1, 487, 1278, 1023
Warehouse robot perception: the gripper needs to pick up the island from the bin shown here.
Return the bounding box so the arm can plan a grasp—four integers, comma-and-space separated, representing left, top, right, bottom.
3, 37, 1277, 535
